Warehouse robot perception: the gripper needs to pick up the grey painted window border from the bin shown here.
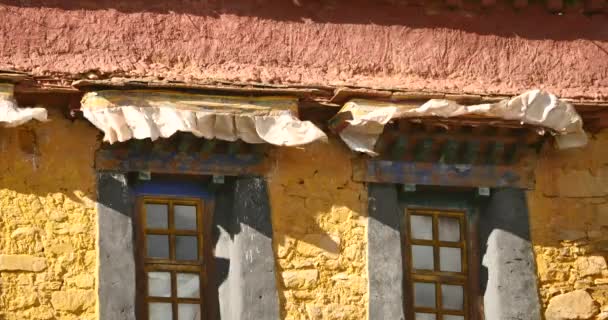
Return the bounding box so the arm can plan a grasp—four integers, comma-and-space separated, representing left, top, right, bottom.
97, 172, 281, 320
368, 184, 541, 320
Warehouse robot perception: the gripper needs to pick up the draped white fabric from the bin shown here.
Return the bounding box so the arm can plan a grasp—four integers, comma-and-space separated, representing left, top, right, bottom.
81, 90, 327, 146
0, 83, 47, 127
331, 90, 587, 155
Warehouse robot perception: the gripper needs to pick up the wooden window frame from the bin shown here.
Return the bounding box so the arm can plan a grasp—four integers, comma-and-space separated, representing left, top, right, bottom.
400, 192, 481, 320
135, 196, 215, 320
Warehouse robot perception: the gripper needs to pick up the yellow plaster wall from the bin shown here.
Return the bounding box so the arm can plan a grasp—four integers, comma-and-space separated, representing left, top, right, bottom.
0, 110, 99, 320
268, 140, 368, 320
4, 107, 605, 320
528, 131, 608, 320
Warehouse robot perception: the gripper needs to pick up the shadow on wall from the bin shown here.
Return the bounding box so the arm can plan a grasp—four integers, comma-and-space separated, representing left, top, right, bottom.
477, 189, 533, 297
0, 0, 606, 40
266, 140, 369, 319
526, 132, 608, 315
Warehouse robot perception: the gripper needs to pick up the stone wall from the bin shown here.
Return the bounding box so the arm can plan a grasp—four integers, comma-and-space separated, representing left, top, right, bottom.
268, 140, 368, 320
1, 106, 606, 320
529, 131, 608, 320
0, 110, 99, 320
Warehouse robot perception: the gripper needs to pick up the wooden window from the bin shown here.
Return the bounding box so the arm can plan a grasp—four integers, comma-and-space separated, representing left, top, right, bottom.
136, 197, 209, 320
404, 208, 474, 320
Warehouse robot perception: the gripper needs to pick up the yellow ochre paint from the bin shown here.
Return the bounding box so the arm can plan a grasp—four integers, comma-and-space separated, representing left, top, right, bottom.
0, 106, 606, 320
0, 109, 99, 320
528, 131, 608, 318
268, 140, 369, 320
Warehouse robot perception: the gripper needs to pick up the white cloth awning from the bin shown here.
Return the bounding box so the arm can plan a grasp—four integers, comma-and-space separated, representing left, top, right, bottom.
81, 90, 327, 146
0, 83, 47, 127
331, 90, 587, 155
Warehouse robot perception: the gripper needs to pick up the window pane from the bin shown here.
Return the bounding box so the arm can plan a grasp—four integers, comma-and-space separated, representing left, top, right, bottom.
438, 217, 460, 242
414, 282, 436, 308
146, 204, 168, 229
148, 272, 171, 297
149, 302, 172, 320
147, 235, 169, 258
443, 315, 465, 320
176, 236, 198, 261
178, 303, 201, 320
410, 215, 433, 240
442, 284, 464, 310
412, 245, 434, 270
175, 205, 197, 230
415, 313, 436, 320
439, 247, 462, 272
177, 273, 200, 298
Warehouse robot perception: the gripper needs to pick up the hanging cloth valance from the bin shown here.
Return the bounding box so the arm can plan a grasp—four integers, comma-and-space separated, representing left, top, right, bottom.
330, 90, 587, 155
81, 90, 327, 146
0, 83, 47, 127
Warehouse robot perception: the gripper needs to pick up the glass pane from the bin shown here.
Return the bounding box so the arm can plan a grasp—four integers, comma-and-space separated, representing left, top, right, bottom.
443, 315, 465, 320
146, 204, 168, 229
149, 302, 172, 320
414, 282, 436, 308
177, 273, 200, 298
415, 313, 436, 320
175, 205, 197, 230
176, 236, 198, 261
412, 245, 434, 270
147, 235, 169, 258
178, 303, 201, 320
442, 284, 464, 310
410, 215, 433, 240
148, 272, 171, 297
439, 247, 462, 272
438, 217, 460, 242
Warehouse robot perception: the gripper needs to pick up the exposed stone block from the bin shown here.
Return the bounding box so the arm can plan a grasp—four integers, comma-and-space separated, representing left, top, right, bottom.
47, 242, 74, 256
50, 290, 95, 312
306, 304, 323, 320
296, 234, 340, 259
282, 269, 319, 289
545, 290, 599, 320
0, 254, 46, 272
575, 256, 607, 277
70, 274, 95, 289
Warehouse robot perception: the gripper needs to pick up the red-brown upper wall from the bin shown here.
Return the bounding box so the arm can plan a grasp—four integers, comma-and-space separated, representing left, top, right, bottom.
1, 0, 607, 100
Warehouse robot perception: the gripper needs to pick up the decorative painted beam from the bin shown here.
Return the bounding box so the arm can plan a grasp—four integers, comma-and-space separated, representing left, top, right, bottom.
463, 140, 481, 164
391, 136, 408, 160
414, 138, 434, 162
486, 141, 505, 165
440, 140, 460, 164
200, 139, 217, 155
95, 145, 268, 176
352, 159, 536, 189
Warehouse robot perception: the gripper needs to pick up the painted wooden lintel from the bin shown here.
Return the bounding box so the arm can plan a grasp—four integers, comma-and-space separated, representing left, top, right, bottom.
95, 148, 268, 176
352, 159, 536, 189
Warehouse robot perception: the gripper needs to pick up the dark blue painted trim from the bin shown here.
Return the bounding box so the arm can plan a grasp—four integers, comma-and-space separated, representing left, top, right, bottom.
133, 181, 213, 199
353, 159, 535, 189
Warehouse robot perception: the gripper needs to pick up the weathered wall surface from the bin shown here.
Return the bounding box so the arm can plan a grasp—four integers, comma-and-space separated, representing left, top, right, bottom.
0, 111, 99, 320
268, 140, 368, 320
1, 0, 608, 100
529, 131, 608, 320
